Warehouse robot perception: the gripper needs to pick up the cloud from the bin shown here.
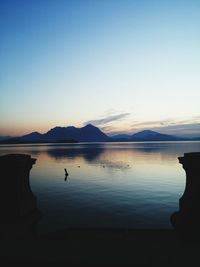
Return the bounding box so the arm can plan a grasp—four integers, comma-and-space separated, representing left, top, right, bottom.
152, 123, 200, 137
129, 118, 200, 138
117, 116, 200, 137
84, 114, 200, 137
130, 118, 178, 128
84, 113, 131, 126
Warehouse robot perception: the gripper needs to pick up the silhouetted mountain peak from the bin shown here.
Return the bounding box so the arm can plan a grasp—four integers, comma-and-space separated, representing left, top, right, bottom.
21, 131, 43, 141
83, 124, 101, 130
140, 130, 157, 134
131, 130, 181, 141
133, 130, 160, 137
26, 131, 41, 135
47, 126, 63, 132
83, 124, 98, 129
41, 124, 111, 142
30, 131, 41, 135
85, 123, 94, 127
66, 126, 76, 130
1, 125, 190, 144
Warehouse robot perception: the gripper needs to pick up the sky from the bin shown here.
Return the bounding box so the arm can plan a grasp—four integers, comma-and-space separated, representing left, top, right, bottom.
0, 0, 200, 137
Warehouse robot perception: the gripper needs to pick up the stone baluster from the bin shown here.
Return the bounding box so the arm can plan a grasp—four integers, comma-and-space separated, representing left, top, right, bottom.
0, 154, 40, 238
171, 152, 200, 239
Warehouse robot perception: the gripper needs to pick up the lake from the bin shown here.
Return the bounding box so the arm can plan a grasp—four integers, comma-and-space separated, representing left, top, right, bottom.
0, 141, 199, 233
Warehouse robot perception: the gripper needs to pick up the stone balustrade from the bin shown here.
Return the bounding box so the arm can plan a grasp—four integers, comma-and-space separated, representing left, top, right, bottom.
171, 152, 200, 239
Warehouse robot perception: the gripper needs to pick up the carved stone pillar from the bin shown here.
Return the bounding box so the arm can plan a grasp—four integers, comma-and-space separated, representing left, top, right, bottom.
171, 152, 200, 239
0, 154, 40, 238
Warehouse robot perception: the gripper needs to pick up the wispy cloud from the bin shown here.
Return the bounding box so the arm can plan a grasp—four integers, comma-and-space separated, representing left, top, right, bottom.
129, 117, 200, 137
130, 116, 200, 129
104, 116, 200, 137
84, 112, 131, 126
152, 123, 200, 137
84, 114, 200, 137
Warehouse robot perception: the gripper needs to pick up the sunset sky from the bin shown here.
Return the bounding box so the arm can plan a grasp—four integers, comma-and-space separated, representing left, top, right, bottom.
1, 0, 200, 137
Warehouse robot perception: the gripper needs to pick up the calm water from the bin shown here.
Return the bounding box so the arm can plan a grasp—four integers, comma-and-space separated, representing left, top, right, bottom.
0, 142, 200, 233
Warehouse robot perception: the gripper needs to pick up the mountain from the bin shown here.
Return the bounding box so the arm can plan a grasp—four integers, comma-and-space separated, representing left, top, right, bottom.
42, 124, 111, 142
0, 136, 12, 141
0, 124, 111, 143
111, 130, 185, 141
111, 134, 131, 140
0, 126, 192, 144
110, 134, 132, 142
21, 132, 43, 142
131, 130, 183, 141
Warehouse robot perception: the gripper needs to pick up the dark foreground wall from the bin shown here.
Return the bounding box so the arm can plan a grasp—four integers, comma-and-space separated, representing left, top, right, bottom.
171, 152, 200, 239
1, 152, 200, 240
0, 154, 40, 238
0, 152, 200, 265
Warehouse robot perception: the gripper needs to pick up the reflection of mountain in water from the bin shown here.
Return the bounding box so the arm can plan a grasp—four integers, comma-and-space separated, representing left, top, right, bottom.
46, 146, 105, 162
1, 142, 199, 164
131, 142, 200, 156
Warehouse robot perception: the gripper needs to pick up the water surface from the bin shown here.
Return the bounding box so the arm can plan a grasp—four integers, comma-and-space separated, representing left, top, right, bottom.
0, 141, 199, 233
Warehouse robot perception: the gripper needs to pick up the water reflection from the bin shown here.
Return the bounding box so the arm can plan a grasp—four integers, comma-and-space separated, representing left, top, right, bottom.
46, 146, 105, 162
131, 142, 200, 156
97, 159, 131, 170
64, 168, 69, 181
0, 142, 200, 233
1, 142, 199, 162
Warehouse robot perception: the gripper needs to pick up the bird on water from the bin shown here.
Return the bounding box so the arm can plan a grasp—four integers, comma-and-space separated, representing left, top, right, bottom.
64, 168, 68, 176
64, 168, 69, 181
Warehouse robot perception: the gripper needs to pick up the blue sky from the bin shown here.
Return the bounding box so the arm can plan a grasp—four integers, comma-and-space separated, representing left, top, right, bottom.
0, 0, 200, 137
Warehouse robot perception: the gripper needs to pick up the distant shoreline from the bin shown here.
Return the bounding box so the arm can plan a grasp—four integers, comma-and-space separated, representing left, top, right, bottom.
0, 140, 200, 145
0, 140, 78, 145
1, 125, 199, 143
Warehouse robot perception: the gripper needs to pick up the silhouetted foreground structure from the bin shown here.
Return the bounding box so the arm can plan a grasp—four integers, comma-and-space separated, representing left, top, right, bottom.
0, 154, 40, 238
171, 152, 200, 239
1, 153, 200, 265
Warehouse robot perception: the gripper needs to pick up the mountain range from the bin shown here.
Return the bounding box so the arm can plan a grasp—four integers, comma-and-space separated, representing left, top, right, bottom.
0, 124, 197, 144
112, 130, 184, 141
0, 124, 110, 143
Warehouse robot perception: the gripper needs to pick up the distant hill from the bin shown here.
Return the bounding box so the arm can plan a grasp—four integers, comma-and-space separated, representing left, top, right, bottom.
0, 136, 12, 141
21, 132, 43, 142
0, 124, 111, 143
1, 126, 197, 144
112, 130, 186, 141
131, 130, 183, 141
42, 124, 111, 142
111, 134, 131, 140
